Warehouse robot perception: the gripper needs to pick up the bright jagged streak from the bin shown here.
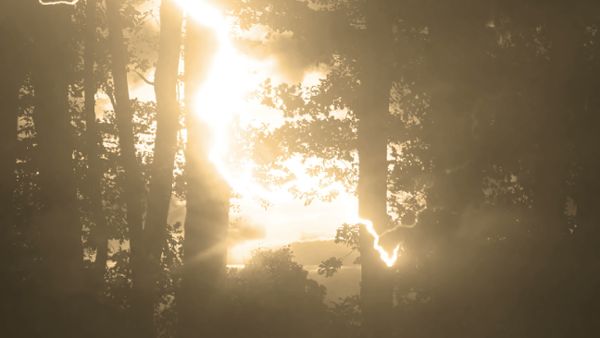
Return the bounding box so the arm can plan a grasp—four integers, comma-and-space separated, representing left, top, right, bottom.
363, 219, 401, 267
174, 0, 276, 203
345, 206, 404, 267
175, 0, 404, 267
39, 0, 79, 5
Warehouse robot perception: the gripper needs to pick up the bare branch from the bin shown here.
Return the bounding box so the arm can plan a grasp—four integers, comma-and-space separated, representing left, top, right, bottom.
135, 70, 155, 86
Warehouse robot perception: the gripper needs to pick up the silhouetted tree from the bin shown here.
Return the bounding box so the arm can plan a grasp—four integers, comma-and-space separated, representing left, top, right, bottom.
354, 2, 398, 337
0, 1, 27, 334
224, 248, 330, 338
29, 2, 85, 336
142, 0, 183, 318
81, 0, 111, 296
106, 0, 152, 334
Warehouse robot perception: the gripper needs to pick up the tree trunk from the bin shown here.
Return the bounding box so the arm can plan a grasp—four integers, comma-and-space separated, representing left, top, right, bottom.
421, 4, 491, 334
30, 3, 84, 336
0, 4, 25, 334
356, 1, 395, 337
531, 4, 577, 246
135, 1, 184, 336
83, 0, 109, 295
141, 0, 183, 310
573, 7, 600, 332
105, 0, 149, 334
144, 0, 182, 275
0, 7, 22, 250
524, 7, 579, 336
179, 20, 228, 338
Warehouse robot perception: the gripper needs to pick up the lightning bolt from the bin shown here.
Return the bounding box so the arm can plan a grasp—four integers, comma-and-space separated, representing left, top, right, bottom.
36, 0, 407, 268
176, 0, 409, 268
38, 0, 80, 5
36, 0, 408, 268
367, 223, 401, 267
364, 220, 403, 267
345, 209, 405, 267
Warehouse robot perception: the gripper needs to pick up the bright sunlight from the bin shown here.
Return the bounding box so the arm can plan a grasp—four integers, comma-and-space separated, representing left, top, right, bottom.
174, 0, 401, 266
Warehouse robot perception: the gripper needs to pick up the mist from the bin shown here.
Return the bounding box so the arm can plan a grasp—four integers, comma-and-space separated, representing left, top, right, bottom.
1, 0, 599, 337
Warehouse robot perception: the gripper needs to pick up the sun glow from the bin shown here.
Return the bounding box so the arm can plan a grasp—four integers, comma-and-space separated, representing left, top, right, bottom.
175, 0, 402, 267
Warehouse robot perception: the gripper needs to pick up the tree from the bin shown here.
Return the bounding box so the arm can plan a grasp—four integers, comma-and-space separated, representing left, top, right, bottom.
131, 1, 184, 336
143, 0, 183, 306
227, 2, 404, 336
81, 0, 111, 295
29, 2, 86, 336
106, 0, 149, 333
354, 2, 397, 337
224, 248, 329, 338
0, 1, 27, 334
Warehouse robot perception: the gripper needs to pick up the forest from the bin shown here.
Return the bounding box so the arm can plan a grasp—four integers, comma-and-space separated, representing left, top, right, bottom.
1, 0, 600, 337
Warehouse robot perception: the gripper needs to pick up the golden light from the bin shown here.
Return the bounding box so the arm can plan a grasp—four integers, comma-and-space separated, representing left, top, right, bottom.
175, 0, 403, 267
175, 0, 275, 198
45, 0, 405, 267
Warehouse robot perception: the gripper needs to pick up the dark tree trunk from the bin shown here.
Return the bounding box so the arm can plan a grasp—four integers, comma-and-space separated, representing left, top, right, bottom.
106, 0, 148, 334
0, 4, 25, 334
524, 7, 581, 336
144, 0, 183, 275
178, 20, 228, 338
419, 3, 492, 335
530, 4, 578, 245
572, 7, 600, 331
135, 1, 184, 337
140, 0, 183, 315
30, 3, 84, 336
0, 8, 22, 247
83, 0, 109, 295
356, 1, 395, 337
